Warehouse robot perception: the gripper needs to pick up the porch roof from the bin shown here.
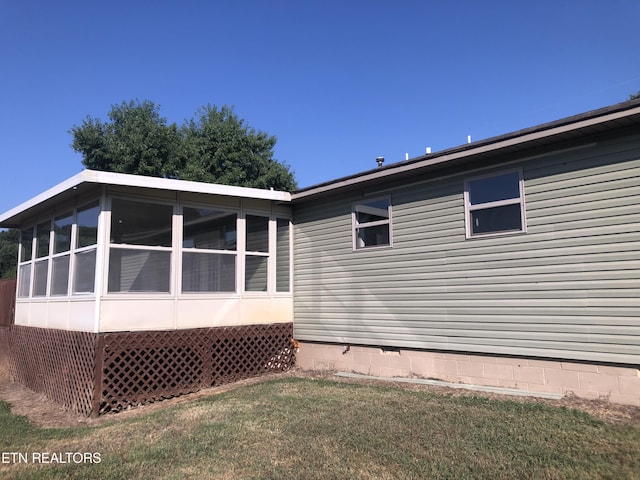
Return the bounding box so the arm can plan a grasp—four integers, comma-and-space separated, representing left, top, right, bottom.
0, 169, 291, 228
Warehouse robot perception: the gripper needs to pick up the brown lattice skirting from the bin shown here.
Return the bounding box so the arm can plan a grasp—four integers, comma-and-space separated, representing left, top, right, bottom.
8, 325, 97, 415
96, 323, 295, 415
7, 323, 294, 416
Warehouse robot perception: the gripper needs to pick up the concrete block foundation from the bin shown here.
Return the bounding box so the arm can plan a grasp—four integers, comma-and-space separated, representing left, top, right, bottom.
296, 342, 640, 407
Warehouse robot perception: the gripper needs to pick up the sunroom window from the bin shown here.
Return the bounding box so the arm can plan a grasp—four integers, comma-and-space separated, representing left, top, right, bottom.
73, 202, 99, 294
245, 215, 269, 292
35, 220, 50, 258
182, 207, 237, 293
17, 228, 33, 297
17, 202, 100, 298
32, 259, 48, 297
464, 170, 526, 238
51, 212, 72, 296
353, 197, 392, 250
33, 221, 51, 296
108, 198, 173, 293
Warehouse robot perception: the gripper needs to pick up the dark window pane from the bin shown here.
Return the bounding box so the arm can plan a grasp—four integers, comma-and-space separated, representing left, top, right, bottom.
53, 212, 73, 254
20, 228, 33, 262
469, 172, 520, 205
355, 224, 390, 249
77, 203, 100, 248
246, 215, 269, 252
111, 199, 172, 247
355, 199, 389, 224
183, 208, 236, 250
108, 249, 171, 293
471, 204, 522, 235
36, 221, 50, 258
182, 252, 236, 292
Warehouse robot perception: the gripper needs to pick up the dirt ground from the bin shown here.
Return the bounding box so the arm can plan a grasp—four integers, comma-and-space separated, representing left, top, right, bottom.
0, 364, 639, 429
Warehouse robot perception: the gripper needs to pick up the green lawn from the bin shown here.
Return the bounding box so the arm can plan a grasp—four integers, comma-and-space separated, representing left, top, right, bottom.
1, 377, 639, 479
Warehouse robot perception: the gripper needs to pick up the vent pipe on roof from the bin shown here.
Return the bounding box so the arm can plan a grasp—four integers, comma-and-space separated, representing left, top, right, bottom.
376, 156, 384, 168
426, 147, 431, 155
405, 152, 409, 161
467, 135, 472, 144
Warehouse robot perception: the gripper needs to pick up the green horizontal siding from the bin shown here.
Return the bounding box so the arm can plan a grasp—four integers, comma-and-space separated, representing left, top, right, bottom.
293, 132, 640, 365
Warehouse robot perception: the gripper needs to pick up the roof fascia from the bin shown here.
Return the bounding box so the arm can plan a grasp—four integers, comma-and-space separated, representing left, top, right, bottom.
85, 170, 291, 202
0, 170, 291, 227
291, 103, 640, 202
0, 170, 88, 225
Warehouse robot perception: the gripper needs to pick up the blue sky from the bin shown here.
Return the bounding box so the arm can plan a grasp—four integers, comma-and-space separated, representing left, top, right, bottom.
1, 1, 639, 215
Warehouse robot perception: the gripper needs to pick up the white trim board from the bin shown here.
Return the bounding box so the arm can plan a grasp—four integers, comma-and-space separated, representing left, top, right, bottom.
0, 170, 291, 226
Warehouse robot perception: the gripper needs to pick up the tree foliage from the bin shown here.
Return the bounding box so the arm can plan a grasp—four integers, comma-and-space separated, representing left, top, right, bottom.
70, 100, 297, 190
71, 100, 181, 179
0, 229, 19, 279
630, 91, 640, 100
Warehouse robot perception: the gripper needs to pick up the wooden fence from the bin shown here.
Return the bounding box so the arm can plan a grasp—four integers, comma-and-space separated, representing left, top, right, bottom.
0, 278, 16, 327
0, 279, 16, 372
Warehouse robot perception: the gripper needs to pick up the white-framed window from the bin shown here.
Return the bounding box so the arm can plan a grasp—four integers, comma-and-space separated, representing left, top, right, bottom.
352, 196, 392, 250
107, 197, 173, 293
275, 218, 291, 293
32, 220, 51, 296
244, 214, 270, 292
181, 206, 237, 293
103, 199, 291, 296
16, 200, 100, 298
50, 211, 73, 296
464, 169, 526, 238
17, 228, 34, 298
73, 202, 100, 294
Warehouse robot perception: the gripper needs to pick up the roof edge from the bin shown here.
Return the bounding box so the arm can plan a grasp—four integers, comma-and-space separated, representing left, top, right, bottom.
0, 170, 291, 227
82, 170, 291, 202
292, 98, 640, 201
0, 171, 88, 226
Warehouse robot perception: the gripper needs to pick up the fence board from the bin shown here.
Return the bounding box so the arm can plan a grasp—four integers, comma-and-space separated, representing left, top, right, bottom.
0, 279, 16, 327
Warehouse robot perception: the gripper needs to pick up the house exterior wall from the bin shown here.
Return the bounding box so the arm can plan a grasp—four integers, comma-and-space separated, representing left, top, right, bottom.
292, 131, 640, 366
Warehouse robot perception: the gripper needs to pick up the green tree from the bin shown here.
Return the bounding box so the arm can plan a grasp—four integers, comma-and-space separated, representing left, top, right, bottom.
0, 229, 19, 279
70, 100, 296, 190
179, 105, 296, 190
71, 100, 181, 179
630, 91, 640, 100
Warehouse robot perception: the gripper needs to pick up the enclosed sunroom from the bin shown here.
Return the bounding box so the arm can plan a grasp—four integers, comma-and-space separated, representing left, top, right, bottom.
0, 170, 295, 415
